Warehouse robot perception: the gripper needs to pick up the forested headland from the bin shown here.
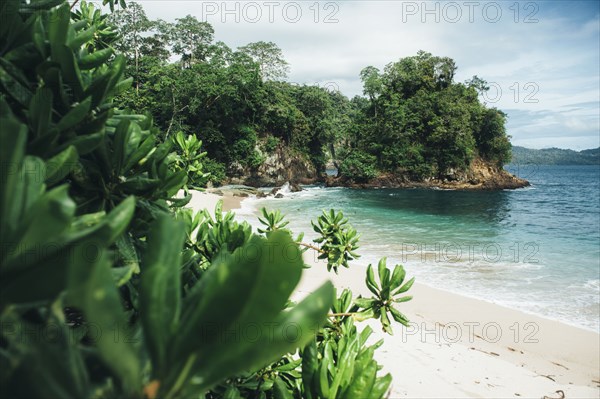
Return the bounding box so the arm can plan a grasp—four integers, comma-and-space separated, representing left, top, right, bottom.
512, 146, 600, 165
111, 2, 528, 190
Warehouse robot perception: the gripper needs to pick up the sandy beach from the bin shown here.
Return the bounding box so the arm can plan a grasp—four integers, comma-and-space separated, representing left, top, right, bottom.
186, 190, 600, 399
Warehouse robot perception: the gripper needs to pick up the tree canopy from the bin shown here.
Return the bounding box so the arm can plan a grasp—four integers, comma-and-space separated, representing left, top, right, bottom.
111, 4, 513, 185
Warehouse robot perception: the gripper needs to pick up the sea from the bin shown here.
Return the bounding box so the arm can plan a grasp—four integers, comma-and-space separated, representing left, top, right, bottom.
235, 165, 600, 332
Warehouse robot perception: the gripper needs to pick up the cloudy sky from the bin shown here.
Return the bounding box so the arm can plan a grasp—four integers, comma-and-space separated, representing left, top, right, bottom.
139, 0, 599, 150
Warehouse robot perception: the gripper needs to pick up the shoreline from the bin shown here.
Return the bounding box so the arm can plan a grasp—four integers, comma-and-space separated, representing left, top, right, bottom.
187, 190, 600, 398
296, 259, 600, 398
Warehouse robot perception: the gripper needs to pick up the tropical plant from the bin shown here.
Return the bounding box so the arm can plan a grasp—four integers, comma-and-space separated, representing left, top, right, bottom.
356, 259, 415, 334
338, 151, 379, 183
171, 131, 210, 190
0, 1, 335, 397
301, 304, 393, 398
312, 210, 361, 273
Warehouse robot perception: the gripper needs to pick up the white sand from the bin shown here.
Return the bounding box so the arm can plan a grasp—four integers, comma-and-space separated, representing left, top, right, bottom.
296, 257, 600, 398
189, 192, 600, 399
181, 190, 242, 212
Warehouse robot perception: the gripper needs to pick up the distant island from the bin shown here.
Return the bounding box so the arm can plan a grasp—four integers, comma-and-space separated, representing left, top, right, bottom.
512, 146, 600, 165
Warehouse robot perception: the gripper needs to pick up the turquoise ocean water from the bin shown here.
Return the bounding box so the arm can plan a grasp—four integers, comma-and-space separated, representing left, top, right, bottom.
236, 165, 600, 331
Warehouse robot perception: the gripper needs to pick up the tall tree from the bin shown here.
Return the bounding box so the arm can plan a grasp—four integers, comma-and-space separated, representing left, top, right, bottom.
238, 41, 290, 81
109, 2, 152, 93
170, 15, 214, 67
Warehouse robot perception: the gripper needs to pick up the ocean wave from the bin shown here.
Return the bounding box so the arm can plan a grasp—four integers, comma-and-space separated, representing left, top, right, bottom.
235, 184, 599, 331
584, 279, 600, 290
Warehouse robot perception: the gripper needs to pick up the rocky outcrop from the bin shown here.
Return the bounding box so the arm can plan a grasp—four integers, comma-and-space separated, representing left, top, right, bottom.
326, 158, 529, 190
227, 145, 319, 187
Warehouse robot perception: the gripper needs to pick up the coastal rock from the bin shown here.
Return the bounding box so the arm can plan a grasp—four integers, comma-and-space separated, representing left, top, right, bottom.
326, 157, 529, 190
227, 144, 319, 187
207, 185, 260, 197
270, 182, 303, 197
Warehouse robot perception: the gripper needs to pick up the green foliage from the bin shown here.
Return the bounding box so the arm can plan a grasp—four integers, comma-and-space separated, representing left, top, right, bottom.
338, 151, 379, 182
264, 135, 280, 154
257, 207, 290, 234
238, 41, 290, 81
300, 289, 392, 399
357, 259, 414, 334
202, 157, 227, 185
312, 210, 360, 273
0, 2, 336, 398
475, 108, 511, 165
171, 131, 210, 190
342, 51, 514, 180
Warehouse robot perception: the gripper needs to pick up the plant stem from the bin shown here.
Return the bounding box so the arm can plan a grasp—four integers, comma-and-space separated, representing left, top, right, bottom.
328, 312, 355, 318
298, 242, 325, 254
166, 354, 197, 399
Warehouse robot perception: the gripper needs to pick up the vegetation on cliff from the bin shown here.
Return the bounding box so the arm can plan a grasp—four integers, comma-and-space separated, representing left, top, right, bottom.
339, 56, 512, 183
108, 2, 516, 188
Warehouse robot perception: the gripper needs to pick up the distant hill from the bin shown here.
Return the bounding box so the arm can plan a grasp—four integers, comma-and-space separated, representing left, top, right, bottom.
511, 146, 600, 165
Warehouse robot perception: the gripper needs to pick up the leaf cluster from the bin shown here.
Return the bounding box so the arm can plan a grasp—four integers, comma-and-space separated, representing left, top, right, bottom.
312, 210, 360, 273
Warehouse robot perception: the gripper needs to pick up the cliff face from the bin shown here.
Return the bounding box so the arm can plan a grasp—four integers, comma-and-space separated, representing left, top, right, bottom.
226, 146, 319, 187
327, 157, 529, 190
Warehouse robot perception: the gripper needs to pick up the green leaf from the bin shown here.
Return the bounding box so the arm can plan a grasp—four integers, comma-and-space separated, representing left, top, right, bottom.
67, 244, 141, 395
113, 120, 131, 174
352, 308, 375, 322
389, 264, 406, 292
111, 264, 136, 286
124, 134, 155, 172
0, 116, 27, 243
393, 277, 415, 295
47, 3, 70, 45
273, 377, 293, 399
380, 310, 393, 335
29, 88, 53, 138
178, 281, 334, 395
173, 231, 305, 358
68, 26, 95, 50
329, 335, 358, 398
389, 306, 410, 326
51, 44, 84, 98
365, 265, 379, 296
394, 295, 413, 303
4, 184, 75, 268
56, 98, 91, 132
369, 373, 392, 399
57, 131, 104, 155
301, 340, 318, 399
1, 307, 90, 398
45, 145, 78, 185
85, 196, 136, 245
78, 47, 114, 70
140, 214, 185, 379
377, 258, 390, 292
0, 63, 32, 106
224, 386, 242, 399
353, 297, 376, 309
